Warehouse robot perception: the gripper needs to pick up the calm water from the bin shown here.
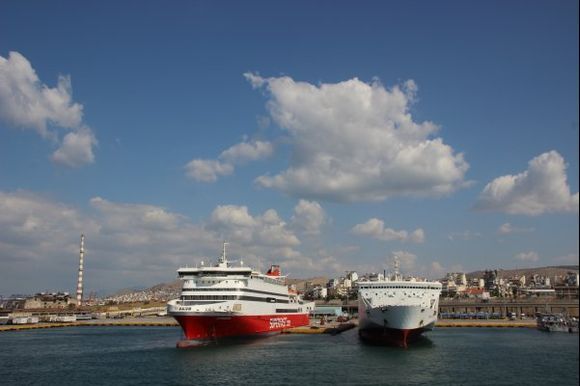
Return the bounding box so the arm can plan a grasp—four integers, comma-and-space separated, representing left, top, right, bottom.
0, 326, 578, 385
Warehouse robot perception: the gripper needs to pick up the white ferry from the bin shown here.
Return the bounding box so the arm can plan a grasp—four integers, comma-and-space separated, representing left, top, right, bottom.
358, 260, 442, 347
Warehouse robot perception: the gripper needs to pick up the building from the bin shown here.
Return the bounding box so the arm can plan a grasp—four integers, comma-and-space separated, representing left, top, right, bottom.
24, 292, 73, 309
310, 306, 343, 319
346, 271, 359, 282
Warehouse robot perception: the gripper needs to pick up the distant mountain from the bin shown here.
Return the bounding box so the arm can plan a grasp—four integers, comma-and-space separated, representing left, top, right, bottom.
106, 286, 146, 298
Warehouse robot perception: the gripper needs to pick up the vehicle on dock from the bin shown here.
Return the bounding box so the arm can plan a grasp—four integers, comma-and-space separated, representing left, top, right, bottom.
10, 316, 39, 325
48, 315, 77, 323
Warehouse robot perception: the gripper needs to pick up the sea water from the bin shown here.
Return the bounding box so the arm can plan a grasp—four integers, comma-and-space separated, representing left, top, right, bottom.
0, 326, 577, 385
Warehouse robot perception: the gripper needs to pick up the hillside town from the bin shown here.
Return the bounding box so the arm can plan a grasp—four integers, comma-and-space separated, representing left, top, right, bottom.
301, 269, 579, 302
1, 267, 578, 310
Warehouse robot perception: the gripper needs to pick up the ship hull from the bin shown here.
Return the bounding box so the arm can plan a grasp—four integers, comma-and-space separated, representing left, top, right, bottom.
173, 313, 310, 343
358, 304, 438, 348
358, 323, 435, 348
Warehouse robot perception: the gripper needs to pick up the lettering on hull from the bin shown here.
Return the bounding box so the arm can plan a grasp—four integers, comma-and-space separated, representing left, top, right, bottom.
269, 317, 291, 329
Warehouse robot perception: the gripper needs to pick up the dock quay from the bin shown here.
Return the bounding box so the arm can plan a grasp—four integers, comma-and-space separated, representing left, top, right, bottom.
1, 317, 542, 333
0, 317, 179, 332
283, 321, 357, 335
435, 319, 536, 328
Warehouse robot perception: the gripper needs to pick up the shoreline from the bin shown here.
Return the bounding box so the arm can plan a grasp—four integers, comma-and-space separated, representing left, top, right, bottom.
0, 318, 537, 333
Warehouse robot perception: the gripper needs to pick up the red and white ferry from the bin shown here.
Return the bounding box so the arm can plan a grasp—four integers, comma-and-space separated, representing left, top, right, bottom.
167, 243, 314, 346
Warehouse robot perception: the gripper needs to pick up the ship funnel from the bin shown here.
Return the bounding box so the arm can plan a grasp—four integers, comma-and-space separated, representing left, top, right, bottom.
266, 265, 281, 277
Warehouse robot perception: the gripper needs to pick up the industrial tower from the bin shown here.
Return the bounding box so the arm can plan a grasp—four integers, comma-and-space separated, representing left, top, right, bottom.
76, 234, 85, 307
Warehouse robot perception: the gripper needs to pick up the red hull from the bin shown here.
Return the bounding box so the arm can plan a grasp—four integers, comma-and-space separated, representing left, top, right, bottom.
359, 326, 427, 348
174, 313, 309, 342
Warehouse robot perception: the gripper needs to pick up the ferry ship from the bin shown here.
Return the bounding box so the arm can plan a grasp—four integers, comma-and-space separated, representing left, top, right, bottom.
357, 260, 442, 347
167, 243, 314, 345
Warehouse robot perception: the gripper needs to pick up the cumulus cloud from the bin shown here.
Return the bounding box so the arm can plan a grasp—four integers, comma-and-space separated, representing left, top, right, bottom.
0, 51, 97, 166
497, 223, 534, 235
291, 200, 327, 235
352, 218, 425, 243
185, 159, 234, 182
185, 138, 273, 182
514, 251, 540, 262
220, 139, 273, 164
448, 230, 482, 241
208, 205, 300, 248
0, 191, 312, 293
475, 151, 579, 215
51, 127, 98, 167
0, 190, 89, 245
245, 73, 469, 202
390, 250, 418, 272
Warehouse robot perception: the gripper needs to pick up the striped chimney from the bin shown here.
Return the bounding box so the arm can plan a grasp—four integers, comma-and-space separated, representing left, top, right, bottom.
76, 234, 85, 307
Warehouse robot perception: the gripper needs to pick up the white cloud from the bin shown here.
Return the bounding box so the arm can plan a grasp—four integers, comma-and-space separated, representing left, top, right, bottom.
185, 159, 234, 182
245, 73, 469, 202
352, 218, 424, 243
390, 250, 417, 272
514, 251, 540, 262
0, 191, 311, 293
448, 230, 482, 241
90, 197, 187, 232
219, 139, 273, 164
208, 205, 300, 248
475, 151, 579, 215
185, 139, 273, 182
0, 51, 97, 167
51, 127, 98, 167
210, 205, 257, 229
497, 223, 534, 235
0, 52, 82, 136
291, 200, 326, 235
0, 190, 89, 245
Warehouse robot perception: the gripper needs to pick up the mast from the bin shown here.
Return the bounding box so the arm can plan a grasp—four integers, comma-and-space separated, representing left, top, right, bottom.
76, 234, 85, 307
219, 241, 229, 267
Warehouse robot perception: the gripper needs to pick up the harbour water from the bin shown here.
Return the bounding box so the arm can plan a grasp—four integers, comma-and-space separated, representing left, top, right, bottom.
0, 326, 578, 385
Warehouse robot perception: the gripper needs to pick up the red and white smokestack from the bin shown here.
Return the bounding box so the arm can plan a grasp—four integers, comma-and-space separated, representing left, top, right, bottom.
76, 234, 85, 307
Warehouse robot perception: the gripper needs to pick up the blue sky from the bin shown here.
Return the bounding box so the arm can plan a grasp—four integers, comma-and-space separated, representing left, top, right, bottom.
0, 0, 578, 295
